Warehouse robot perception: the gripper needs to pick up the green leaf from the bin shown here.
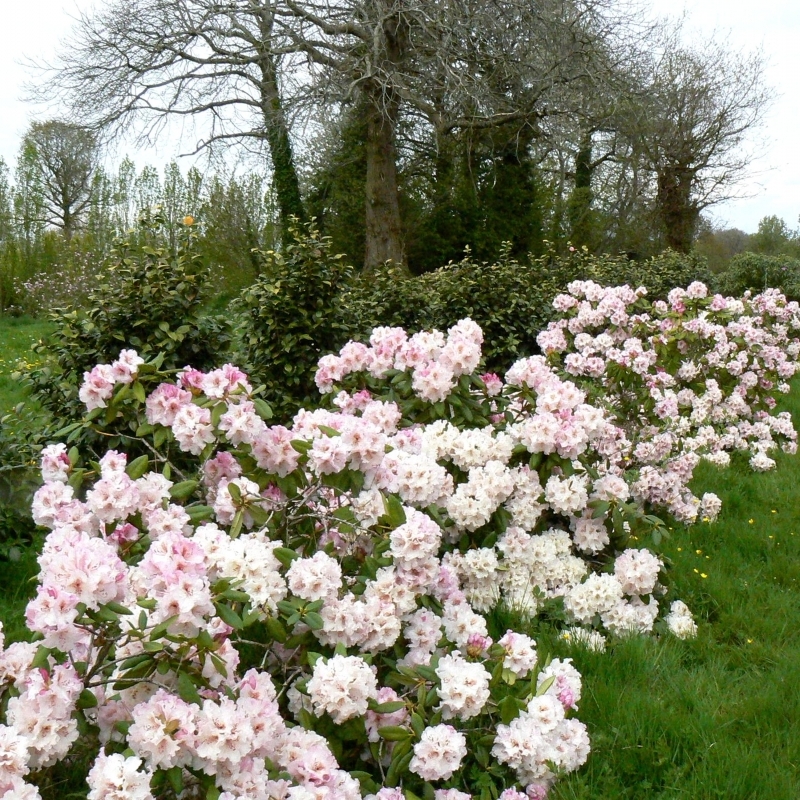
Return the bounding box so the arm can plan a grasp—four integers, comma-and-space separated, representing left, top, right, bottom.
317, 425, 341, 438
536, 675, 556, 696
304, 612, 324, 630
31, 646, 53, 670
104, 601, 133, 616
177, 671, 203, 705
377, 725, 412, 742
370, 700, 407, 714
186, 505, 214, 522
589, 499, 611, 519
382, 493, 407, 528
170, 480, 199, 500
265, 616, 288, 643
220, 589, 251, 603
248, 503, 270, 526
214, 601, 244, 629
253, 398, 273, 420
153, 427, 169, 449
210, 652, 229, 679
499, 694, 524, 725
307, 652, 324, 669
150, 615, 179, 639
76, 689, 98, 709
274, 547, 299, 567
125, 454, 150, 480
166, 766, 184, 794
120, 653, 152, 671
385, 744, 414, 786
229, 510, 244, 539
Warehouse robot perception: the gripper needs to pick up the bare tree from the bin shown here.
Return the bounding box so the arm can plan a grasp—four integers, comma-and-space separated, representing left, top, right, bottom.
21, 120, 98, 240
33, 0, 306, 229
621, 34, 772, 252
276, 0, 641, 267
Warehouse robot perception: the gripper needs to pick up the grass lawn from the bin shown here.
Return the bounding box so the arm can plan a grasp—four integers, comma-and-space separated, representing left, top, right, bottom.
0, 315, 54, 413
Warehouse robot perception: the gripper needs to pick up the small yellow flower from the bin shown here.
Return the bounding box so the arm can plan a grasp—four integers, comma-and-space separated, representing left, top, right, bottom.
747, 638, 753, 644
748, 519, 754, 524
696, 549, 702, 554
700, 573, 708, 579
771, 510, 777, 514
768, 535, 774, 539
677, 547, 682, 552
693, 568, 699, 574
183, 215, 195, 226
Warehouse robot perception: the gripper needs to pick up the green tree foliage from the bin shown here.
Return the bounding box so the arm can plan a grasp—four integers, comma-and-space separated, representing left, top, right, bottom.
342, 246, 713, 373
748, 215, 800, 257
693, 223, 750, 273
21, 120, 99, 241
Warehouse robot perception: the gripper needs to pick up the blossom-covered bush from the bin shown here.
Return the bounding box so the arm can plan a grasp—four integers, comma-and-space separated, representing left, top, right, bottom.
536, 281, 800, 521
22, 211, 231, 441
2, 319, 704, 799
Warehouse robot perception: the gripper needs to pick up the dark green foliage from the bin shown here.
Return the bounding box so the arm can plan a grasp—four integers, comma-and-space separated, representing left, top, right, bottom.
585, 249, 713, 301
567, 133, 598, 251
715, 252, 800, 300
342, 247, 713, 375
747, 215, 800, 257
308, 107, 369, 269
473, 149, 545, 263
341, 246, 557, 373
235, 220, 356, 419
550, 248, 713, 301
23, 210, 231, 430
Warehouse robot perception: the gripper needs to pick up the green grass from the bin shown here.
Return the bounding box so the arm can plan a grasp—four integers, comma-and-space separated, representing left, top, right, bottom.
0, 315, 54, 413
546, 388, 800, 799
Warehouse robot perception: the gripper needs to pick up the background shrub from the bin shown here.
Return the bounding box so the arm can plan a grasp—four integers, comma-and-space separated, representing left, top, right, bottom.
714, 252, 800, 300
235, 220, 356, 418
339, 247, 713, 373
22, 209, 231, 445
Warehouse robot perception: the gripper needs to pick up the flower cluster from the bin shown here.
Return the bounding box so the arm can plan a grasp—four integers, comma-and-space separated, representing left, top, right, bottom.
537, 282, 800, 521
5, 326, 631, 799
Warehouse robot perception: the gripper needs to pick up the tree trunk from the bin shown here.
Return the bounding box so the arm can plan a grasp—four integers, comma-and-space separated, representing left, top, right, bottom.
257, 38, 306, 230
362, 10, 407, 269
364, 96, 404, 268
657, 165, 699, 253
568, 132, 594, 249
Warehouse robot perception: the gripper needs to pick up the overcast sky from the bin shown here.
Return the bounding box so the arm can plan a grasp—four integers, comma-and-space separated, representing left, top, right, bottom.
1, 0, 799, 234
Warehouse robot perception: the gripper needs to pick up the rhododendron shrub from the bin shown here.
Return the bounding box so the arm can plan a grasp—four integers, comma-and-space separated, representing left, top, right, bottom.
537, 282, 800, 521
3, 319, 702, 799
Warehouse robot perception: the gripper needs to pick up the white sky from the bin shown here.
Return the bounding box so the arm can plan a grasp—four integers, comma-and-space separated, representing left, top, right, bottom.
1, 0, 799, 233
